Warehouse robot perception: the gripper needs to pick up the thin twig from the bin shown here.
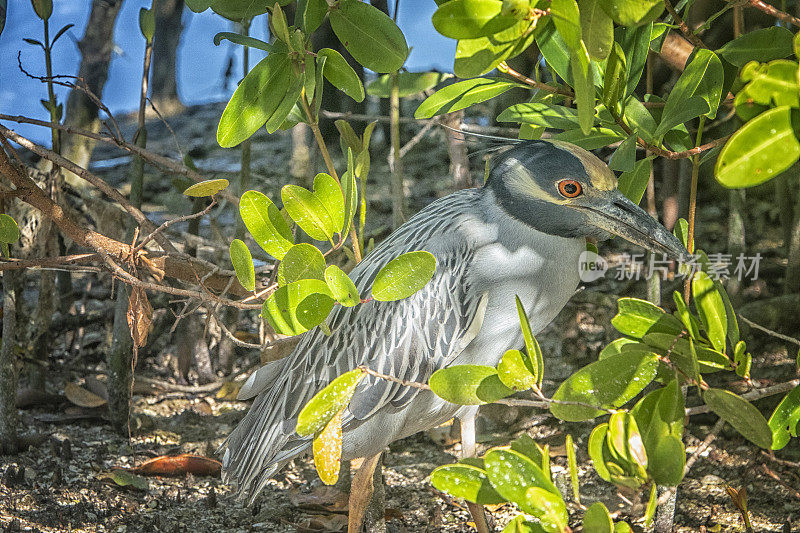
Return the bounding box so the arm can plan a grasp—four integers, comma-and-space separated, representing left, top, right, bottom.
664, 0, 707, 48
748, 0, 800, 27
738, 315, 800, 347
133, 199, 217, 254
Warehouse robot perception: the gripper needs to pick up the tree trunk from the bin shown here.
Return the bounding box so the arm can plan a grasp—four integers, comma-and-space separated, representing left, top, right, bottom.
60, 0, 124, 188
151, 0, 185, 115
0, 268, 19, 454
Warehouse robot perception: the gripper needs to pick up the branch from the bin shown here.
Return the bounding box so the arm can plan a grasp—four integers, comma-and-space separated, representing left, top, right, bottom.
664, 0, 708, 49
738, 315, 800, 347
748, 0, 800, 27
500, 64, 574, 97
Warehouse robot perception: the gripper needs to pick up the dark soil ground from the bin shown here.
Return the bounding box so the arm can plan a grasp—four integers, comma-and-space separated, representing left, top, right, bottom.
2, 101, 800, 532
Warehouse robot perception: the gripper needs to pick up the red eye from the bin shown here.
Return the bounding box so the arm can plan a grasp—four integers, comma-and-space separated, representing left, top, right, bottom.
558, 180, 583, 198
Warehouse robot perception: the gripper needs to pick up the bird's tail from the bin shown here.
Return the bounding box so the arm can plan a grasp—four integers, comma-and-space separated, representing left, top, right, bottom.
219, 380, 310, 504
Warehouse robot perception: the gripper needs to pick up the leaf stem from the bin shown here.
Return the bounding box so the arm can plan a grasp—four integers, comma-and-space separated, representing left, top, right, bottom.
684, 116, 705, 301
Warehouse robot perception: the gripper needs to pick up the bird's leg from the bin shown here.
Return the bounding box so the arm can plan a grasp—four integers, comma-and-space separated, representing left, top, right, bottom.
459, 409, 491, 533
348, 453, 383, 533
363, 456, 386, 532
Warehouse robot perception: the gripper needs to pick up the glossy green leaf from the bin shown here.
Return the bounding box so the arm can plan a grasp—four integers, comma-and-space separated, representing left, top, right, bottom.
342, 165, 358, 238
602, 42, 627, 109
371, 251, 436, 301
325, 265, 360, 307
329, 0, 408, 73
640, 332, 729, 375
704, 388, 773, 449
229, 239, 256, 292
0, 214, 20, 244
455, 18, 537, 77
185, 0, 212, 12
648, 435, 685, 486
550, 351, 659, 421
617, 158, 651, 206
673, 217, 689, 251
566, 434, 580, 504
550, 0, 581, 51
295, 0, 327, 32
515, 295, 543, 388
218, 52, 292, 147
598, 337, 640, 359
733, 340, 751, 379
717, 27, 794, 67
598, 0, 663, 26
497, 349, 537, 391
511, 435, 549, 474
622, 96, 657, 144
588, 424, 613, 482
183, 178, 229, 197
430, 463, 505, 505
265, 71, 303, 134
502, 515, 548, 533
524, 487, 569, 533
211, 0, 271, 20
656, 49, 724, 137
615, 522, 633, 533
579, 0, 613, 60
278, 243, 326, 286
415, 78, 522, 119
616, 22, 652, 97
317, 48, 365, 103
282, 175, 343, 242
483, 449, 561, 511
768, 385, 800, 450
611, 297, 665, 338
239, 190, 294, 259
429, 365, 514, 405
367, 71, 448, 98
737, 60, 800, 108
607, 412, 647, 470
609, 135, 637, 173
716, 106, 800, 188
692, 271, 727, 353
213, 32, 273, 52
432, 0, 520, 39
262, 279, 334, 336
296, 369, 365, 436
673, 291, 700, 340
553, 127, 625, 149
571, 45, 596, 135
497, 103, 581, 130
583, 502, 613, 533
631, 380, 684, 461
269, 2, 291, 44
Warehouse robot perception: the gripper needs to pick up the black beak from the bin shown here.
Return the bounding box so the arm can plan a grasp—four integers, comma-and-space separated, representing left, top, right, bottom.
576, 191, 691, 261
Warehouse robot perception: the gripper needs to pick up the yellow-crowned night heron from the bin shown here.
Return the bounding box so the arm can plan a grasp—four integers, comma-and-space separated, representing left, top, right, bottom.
221, 139, 687, 526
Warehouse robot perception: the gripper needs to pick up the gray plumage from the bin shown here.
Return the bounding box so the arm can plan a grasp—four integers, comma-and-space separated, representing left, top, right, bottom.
220, 140, 687, 502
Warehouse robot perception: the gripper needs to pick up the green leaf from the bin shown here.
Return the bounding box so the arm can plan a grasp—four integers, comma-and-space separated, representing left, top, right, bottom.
329, 0, 408, 73
656, 49, 724, 137
367, 71, 448, 98
295, 0, 327, 33
571, 45, 596, 135
602, 42, 627, 109
431, 0, 520, 40
511, 435, 549, 473
484, 449, 565, 529
371, 251, 436, 302
269, 2, 291, 44
717, 27, 794, 67
497, 103, 581, 130
278, 243, 326, 286
185, 0, 212, 12
217, 52, 293, 147
648, 435, 685, 485
588, 424, 613, 482
609, 135, 637, 173
515, 295, 543, 387
737, 60, 800, 109
716, 106, 800, 188
455, 18, 537, 77
611, 297, 665, 338
213, 32, 273, 52
139, 7, 155, 42
692, 271, 727, 353
262, 279, 335, 336
622, 96, 657, 144
211, 0, 270, 20
674, 218, 689, 250
537, 20, 573, 84
553, 127, 625, 149
550, 351, 659, 421
265, 71, 303, 134
429, 365, 513, 405
502, 515, 548, 533
229, 239, 255, 292
616, 22, 652, 97
317, 48, 365, 103
342, 165, 358, 238
0, 214, 20, 244
566, 434, 580, 504
583, 502, 613, 533
598, 0, 663, 26
31, 0, 51, 20
598, 337, 640, 359
105, 470, 149, 491
497, 349, 537, 391
631, 380, 684, 461
579, 0, 613, 60
430, 463, 505, 505
239, 190, 294, 259
615, 522, 634, 533
550, 0, 581, 51
415, 78, 523, 119
673, 291, 700, 340
183, 178, 229, 197
296, 369, 365, 436
703, 388, 773, 449
324, 265, 360, 307
768, 385, 800, 450
607, 412, 647, 470
617, 157, 651, 205
281, 175, 343, 242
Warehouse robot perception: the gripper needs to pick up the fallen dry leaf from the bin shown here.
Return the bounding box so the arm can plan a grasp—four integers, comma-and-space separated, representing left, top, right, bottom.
64, 382, 107, 408
127, 286, 153, 347
295, 513, 347, 532
131, 454, 221, 477
289, 485, 349, 512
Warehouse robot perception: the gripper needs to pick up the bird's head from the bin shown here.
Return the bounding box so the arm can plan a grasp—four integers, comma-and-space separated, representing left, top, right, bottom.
485, 139, 689, 260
